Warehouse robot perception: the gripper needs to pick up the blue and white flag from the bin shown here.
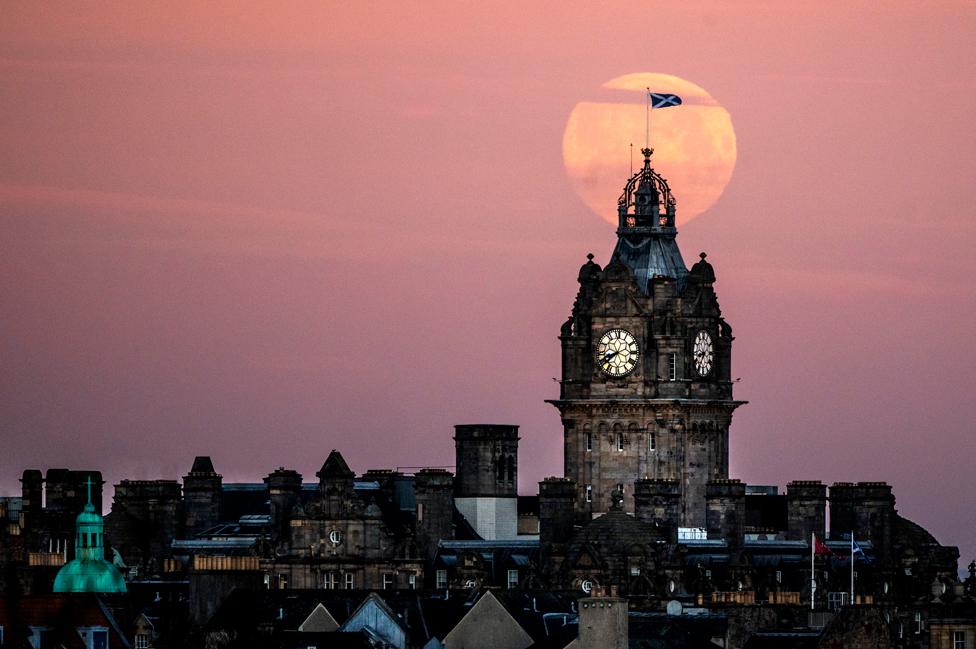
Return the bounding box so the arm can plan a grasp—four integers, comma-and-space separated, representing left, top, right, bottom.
852, 538, 873, 563
649, 92, 682, 109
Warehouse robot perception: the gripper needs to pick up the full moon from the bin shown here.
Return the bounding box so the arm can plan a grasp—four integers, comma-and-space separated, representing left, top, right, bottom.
562, 73, 736, 227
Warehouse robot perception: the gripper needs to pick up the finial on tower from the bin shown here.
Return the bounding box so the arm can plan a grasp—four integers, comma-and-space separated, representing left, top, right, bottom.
586, 253, 594, 261
641, 147, 654, 160
85, 476, 94, 505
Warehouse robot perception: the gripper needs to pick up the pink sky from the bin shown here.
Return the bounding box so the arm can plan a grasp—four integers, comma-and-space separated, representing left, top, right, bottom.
1, 3, 974, 566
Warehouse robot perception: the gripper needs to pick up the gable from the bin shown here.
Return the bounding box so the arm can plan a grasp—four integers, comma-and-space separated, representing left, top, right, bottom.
340, 595, 406, 649
442, 591, 533, 649
299, 603, 340, 633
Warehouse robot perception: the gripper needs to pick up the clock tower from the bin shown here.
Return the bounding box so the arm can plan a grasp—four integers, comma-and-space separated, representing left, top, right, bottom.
548, 147, 744, 526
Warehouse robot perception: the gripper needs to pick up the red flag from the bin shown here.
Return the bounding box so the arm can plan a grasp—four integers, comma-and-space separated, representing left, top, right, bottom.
814, 534, 837, 558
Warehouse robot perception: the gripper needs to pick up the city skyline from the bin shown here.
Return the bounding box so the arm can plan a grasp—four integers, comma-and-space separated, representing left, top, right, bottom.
2, 2, 973, 571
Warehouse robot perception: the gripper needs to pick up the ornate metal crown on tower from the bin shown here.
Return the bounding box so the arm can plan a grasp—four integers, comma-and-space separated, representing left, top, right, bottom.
617, 147, 676, 233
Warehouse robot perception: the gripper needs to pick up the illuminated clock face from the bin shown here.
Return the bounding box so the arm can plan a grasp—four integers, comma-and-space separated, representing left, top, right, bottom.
693, 330, 714, 376
597, 329, 640, 377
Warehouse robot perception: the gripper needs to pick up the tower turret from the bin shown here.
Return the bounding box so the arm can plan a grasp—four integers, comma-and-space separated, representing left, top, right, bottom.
54, 476, 127, 593
183, 456, 222, 537
453, 424, 519, 539
613, 147, 686, 292
548, 143, 744, 524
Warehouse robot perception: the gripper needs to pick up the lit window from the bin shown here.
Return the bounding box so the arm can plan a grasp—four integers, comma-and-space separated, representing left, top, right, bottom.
416, 503, 424, 523
617, 433, 624, 451
585, 485, 593, 503
915, 612, 922, 634
649, 431, 656, 452
383, 573, 394, 590
345, 573, 354, 590
669, 353, 677, 381
585, 432, 592, 452
135, 633, 150, 649
507, 569, 519, 590
954, 631, 966, 649
323, 572, 338, 590
436, 569, 448, 589
408, 573, 417, 590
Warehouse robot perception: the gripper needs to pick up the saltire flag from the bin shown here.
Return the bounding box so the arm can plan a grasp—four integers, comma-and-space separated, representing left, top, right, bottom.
648, 92, 682, 109
814, 534, 839, 558
852, 538, 873, 564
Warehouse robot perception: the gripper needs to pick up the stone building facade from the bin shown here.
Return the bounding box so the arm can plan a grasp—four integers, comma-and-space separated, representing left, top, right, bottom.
1, 138, 973, 649
548, 148, 743, 524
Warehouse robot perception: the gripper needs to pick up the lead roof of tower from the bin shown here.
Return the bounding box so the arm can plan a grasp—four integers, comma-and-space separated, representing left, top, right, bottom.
190, 456, 217, 474
317, 450, 354, 479
612, 147, 689, 293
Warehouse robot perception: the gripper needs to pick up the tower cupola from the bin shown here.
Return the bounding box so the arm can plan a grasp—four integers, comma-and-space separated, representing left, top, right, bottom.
53, 475, 127, 593
611, 147, 688, 293
617, 147, 675, 230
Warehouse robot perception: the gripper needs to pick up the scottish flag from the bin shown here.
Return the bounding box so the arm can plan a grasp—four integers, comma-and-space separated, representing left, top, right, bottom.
852, 538, 873, 564
649, 92, 682, 109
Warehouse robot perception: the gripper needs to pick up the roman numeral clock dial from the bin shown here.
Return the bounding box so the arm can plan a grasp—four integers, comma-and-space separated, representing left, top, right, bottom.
596, 328, 640, 377
693, 330, 714, 376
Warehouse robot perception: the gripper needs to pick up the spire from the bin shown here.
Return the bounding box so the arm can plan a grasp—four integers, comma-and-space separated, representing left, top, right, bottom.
85, 475, 93, 506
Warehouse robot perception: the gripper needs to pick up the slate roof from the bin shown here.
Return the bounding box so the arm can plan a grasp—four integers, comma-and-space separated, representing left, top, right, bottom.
206, 588, 588, 649
318, 450, 355, 479
612, 236, 689, 294
189, 456, 218, 475
0, 594, 131, 649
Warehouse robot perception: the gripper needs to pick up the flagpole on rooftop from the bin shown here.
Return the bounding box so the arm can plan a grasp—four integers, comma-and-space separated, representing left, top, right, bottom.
810, 532, 816, 610
851, 531, 855, 604
645, 87, 650, 149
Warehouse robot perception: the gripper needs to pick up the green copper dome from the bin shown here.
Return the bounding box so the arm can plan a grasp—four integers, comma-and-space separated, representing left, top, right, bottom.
53, 476, 127, 594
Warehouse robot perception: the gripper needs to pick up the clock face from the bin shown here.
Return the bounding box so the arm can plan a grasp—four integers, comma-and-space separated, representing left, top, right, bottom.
693, 330, 714, 376
597, 329, 640, 377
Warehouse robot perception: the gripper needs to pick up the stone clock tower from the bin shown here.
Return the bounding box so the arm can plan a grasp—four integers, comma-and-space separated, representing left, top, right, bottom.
548, 147, 744, 526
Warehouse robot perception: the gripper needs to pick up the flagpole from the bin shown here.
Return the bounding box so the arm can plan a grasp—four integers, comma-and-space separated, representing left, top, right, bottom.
810, 532, 815, 611
850, 531, 855, 604
630, 143, 633, 176
645, 87, 650, 149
